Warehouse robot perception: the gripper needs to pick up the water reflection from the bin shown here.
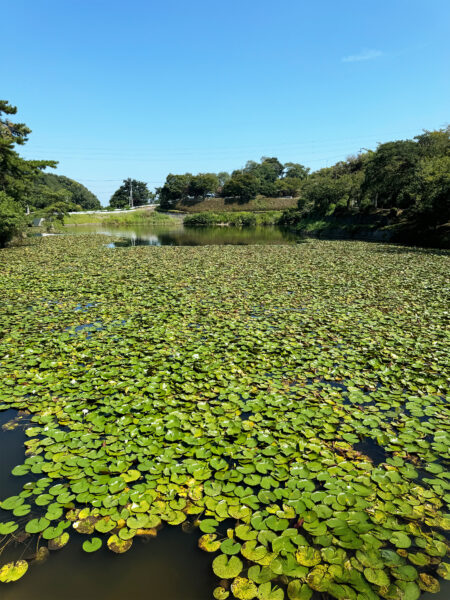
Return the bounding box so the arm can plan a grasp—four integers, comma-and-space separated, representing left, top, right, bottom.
68, 223, 302, 246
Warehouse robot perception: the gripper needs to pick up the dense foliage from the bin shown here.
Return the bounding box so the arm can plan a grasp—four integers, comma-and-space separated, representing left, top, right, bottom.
29, 173, 101, 210
0, 100, 57, 207
0, 100, 100, 244
0, 237, 449, 598
157, 159, 308, 209
157, 130, 449, 245
282, 128, 450, 246
184, 211, 282, 227
109, 179, 154, 209
0, 191, 26, 248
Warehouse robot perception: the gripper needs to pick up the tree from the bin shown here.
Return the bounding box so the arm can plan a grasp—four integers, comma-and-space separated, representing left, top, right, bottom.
298, 171, 353, 215
217, 171, 231, 187
362, 140, 420, 209
188, 173, 219, 199
243, 157, 284, 184
109, 179, 152, 208
157, 173, 192, 209
410, 155, 450, 227
32, 174, 100, 210
0, 191, 25, 247
275, 177, 303, 197
0, 100, 57, 205
221, 173, 259, 202
415, 127, 450, 158
283, 162, 310, 180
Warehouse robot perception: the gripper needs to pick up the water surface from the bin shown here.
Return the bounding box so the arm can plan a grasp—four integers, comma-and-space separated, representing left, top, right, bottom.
67, 222, 301, 246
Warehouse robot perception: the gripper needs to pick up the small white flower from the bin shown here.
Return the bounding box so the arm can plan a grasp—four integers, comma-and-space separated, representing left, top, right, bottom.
82, 409, 89, 415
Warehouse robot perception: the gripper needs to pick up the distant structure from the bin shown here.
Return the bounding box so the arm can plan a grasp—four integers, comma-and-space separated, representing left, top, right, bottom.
32, 217, 45, 227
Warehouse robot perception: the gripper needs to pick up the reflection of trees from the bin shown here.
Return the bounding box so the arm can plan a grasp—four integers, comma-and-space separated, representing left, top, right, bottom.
81, 223, 300, 246
157, 226, 298, 246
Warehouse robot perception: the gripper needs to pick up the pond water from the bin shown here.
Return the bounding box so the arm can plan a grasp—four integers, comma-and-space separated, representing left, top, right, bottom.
66, 222, 301, 246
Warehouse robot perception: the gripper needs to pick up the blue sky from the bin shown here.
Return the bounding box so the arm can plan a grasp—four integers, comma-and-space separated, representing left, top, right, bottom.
2, 0, 449, 204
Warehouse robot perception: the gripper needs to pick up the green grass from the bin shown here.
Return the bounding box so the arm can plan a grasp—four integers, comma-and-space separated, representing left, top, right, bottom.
170, 195, 298, 213
62, 209, 177, 226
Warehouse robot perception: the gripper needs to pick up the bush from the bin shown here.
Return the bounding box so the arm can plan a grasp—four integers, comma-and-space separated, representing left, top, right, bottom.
0, 192, 26, 248
184, 211, 283, 228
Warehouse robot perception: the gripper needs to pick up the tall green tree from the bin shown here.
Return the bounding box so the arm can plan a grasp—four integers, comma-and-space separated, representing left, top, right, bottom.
188, 173, 219, 199
243, 157, 284, 184
110, 179, 153, 208
283, 162, 310, 180
362, 140, 420, 208
157, 173, 193, 209
0, 100, 56, 205
221, 173, 259, 202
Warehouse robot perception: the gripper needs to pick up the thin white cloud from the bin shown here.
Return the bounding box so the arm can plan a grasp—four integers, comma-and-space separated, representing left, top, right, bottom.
342, 49, 383, 63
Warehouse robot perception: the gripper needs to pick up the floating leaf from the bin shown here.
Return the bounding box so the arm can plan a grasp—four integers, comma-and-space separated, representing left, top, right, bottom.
107, 534, 132, 554
0, 560, 28, 583
0, 521, 18, 535
48, 532, 70, 550
212, 555, 243, 579
231, 577, 258, 600
199, 534, 221, 553
287, 581, 312, 600
83, 537, 102, 552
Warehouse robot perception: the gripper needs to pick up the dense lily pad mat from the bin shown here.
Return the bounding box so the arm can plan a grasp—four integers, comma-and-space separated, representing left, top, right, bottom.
0, 236, 449, 599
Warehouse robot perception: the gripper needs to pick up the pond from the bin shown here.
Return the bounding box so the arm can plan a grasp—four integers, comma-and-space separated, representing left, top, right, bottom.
0, 238, 449, 600
65, 222, 301, 246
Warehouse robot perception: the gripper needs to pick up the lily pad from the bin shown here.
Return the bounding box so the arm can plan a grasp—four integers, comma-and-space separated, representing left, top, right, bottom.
212, 554, 243, 579
0, 560, 28, 583
82, 537, 102, 552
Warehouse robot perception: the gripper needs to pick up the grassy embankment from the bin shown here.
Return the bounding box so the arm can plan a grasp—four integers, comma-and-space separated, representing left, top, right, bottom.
167, 195, 297, 213
62, 209, 177, 226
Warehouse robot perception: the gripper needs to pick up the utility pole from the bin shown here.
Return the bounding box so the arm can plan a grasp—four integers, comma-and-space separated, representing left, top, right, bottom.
129, 179, 134, 209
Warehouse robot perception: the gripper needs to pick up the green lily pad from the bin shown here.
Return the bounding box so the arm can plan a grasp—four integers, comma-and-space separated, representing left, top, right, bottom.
437, 562, 450, 580
212, 554, 243, 579
364, 567, 390, 586
0, 521, 18, 535
25, 517, 50, 534
287, 581, 313, 600
82, 537, 102, 552
295, 546, 321, 567
213, 586, 230, 600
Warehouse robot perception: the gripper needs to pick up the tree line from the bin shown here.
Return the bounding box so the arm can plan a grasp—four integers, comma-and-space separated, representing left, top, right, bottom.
157, 159, 309, 210
1, 97, 448, 246
156, 128, 449, 240
288, 128, 449, 230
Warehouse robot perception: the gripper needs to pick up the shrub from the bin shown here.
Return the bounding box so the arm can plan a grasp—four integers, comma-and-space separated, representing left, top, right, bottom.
0, 192, 26, 248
